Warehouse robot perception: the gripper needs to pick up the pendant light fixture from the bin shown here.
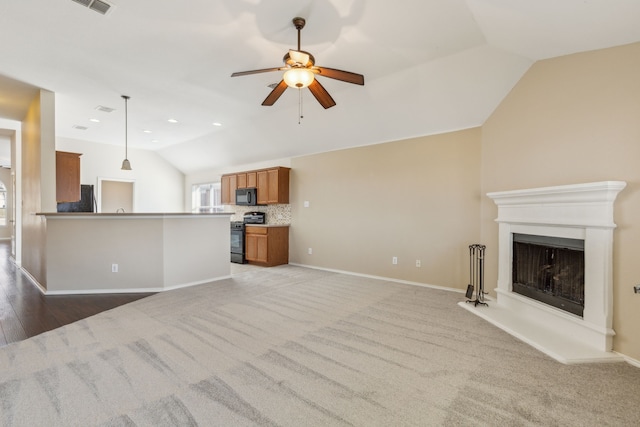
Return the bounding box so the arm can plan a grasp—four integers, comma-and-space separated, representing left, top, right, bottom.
120, 95, 132, 170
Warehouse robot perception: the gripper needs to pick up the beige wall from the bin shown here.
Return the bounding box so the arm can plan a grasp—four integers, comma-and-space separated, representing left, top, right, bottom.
101, 180, 133, 213
290, 128, 482, 288
21, 90, 56, 288
44, 214, 231, 293
481, 42, 640, 359
46, 217, 164, 292
162, 216, 231, 288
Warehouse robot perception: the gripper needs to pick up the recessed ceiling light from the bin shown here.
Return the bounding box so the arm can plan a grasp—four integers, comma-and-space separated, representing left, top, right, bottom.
167, 119, 178, 123
89, 118, 100, 123
212, 122, 222, 127
143, 130, 152, 134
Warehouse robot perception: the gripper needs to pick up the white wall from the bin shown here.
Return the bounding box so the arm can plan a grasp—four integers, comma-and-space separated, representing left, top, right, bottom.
0, 118, 22, 263
0, 168, 12, 239
57, 137, 185, 212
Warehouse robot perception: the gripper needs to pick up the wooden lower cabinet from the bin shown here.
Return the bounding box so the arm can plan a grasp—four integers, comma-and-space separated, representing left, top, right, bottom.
245, 226, 289, 267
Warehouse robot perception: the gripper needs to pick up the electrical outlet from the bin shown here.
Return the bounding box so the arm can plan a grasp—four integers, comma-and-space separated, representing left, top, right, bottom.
392, 256, 398, 265
416, 260, 421, 267
308, 248, 313, 255
111, 263, 118, 273
304, 201, 310, 208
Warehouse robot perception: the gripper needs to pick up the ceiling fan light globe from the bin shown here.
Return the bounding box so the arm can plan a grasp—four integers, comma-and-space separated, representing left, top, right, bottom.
283, 68, 314, 89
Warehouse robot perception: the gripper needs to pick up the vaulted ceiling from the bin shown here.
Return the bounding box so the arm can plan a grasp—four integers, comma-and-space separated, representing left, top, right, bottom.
1, 0, 639, 174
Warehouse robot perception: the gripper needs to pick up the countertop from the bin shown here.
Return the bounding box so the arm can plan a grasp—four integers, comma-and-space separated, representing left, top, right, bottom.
244, 223, 290, 228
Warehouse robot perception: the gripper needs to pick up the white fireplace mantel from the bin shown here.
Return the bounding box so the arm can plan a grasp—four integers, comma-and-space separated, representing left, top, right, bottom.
460, 181, 626, 364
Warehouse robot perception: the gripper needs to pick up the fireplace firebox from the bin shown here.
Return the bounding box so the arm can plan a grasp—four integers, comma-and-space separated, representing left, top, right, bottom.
512, 233, 584, 317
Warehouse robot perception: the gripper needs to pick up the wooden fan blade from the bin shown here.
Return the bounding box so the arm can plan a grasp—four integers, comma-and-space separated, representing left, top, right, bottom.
308, 79, 336, 109
231, 67, 284, 77
262, 80, 288, 106
314, 67, 364, 85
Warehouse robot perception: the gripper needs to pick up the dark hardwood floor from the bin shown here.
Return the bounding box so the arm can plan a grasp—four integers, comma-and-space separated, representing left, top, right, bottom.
0, 240, 154, 348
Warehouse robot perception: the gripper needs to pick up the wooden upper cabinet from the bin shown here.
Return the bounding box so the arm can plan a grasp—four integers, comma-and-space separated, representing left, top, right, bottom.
247, 172, 257, 188
56, 151, 81, 203
256, 167, 290, 204
221, 174, 237, 205
236, 173, 247, 189
256, 170, 269, 205
267, 167, 290, 204
221, 166, 290, 205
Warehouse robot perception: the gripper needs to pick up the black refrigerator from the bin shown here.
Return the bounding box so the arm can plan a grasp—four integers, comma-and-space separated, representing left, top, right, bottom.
56, 184, 95, 212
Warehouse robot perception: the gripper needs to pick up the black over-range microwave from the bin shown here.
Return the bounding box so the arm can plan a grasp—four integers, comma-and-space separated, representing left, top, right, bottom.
236, 187, 257, 206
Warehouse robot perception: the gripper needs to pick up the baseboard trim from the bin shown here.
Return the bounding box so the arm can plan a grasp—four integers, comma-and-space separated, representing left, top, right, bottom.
163, 275, 233, 292
42, 275, 233, 295
20, 266, 47, 294
617, 352, 640, 369
288, 262, 465, 295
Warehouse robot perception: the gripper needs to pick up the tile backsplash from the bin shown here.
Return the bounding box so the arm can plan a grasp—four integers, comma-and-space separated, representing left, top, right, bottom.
225, 204, 291, 225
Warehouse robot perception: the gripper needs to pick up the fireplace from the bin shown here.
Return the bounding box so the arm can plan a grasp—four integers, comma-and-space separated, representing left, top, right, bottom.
512, 233, 584, 317
460, 181, 626, 364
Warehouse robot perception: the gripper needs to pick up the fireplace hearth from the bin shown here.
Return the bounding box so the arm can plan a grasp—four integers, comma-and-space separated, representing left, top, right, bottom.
460, 181, 626, 364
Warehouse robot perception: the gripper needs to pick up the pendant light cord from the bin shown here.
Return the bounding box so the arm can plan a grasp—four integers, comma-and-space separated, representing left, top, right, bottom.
124, 96, 128, 159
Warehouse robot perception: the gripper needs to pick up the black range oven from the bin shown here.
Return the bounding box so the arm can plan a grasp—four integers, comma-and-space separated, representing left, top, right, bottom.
230, 221, 245, 264
230, 211, 266, 264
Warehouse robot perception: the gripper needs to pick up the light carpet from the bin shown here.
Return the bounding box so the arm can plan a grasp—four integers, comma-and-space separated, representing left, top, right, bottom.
1, 265, 639, 426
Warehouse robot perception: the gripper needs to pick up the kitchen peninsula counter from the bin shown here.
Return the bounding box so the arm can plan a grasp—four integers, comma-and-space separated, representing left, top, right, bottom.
37, 212, 233, 294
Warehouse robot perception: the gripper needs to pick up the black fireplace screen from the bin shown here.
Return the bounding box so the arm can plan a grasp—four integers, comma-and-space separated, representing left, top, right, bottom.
512, 233, 585, 317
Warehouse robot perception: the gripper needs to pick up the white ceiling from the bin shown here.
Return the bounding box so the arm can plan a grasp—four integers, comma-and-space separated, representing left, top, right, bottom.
0, 0, 639, 174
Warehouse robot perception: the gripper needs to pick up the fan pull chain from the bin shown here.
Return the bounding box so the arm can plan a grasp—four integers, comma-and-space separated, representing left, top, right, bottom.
298, 89, 304, 124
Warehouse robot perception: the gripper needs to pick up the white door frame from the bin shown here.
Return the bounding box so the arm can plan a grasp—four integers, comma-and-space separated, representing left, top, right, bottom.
96, 176, 136, 213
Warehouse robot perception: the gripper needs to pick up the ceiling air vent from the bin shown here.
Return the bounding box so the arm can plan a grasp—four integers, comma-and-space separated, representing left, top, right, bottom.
73, 125, 89, 130
89, 0, 111, 15
71, 0, 112, 15
95, 105, 115, 113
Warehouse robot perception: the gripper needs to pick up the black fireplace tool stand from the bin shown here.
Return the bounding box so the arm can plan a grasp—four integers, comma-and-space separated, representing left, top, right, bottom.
466, 244, 488, 307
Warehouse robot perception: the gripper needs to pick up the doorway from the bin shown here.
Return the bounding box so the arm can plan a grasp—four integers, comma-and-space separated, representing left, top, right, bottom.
98, 178, 134, 213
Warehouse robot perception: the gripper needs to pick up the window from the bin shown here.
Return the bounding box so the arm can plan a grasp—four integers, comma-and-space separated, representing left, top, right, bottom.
0, 182, 6, 226
192, 182, 222, 213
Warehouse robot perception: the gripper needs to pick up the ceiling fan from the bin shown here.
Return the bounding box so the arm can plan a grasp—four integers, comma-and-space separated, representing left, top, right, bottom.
231, 17, 364, 109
